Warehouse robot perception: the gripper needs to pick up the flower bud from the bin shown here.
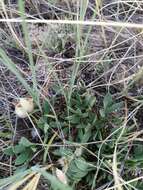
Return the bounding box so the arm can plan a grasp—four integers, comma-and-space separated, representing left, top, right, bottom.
15, 97, 34, 118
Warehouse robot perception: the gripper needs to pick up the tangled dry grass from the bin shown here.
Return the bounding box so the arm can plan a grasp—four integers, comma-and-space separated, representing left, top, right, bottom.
1, 0, 143, 190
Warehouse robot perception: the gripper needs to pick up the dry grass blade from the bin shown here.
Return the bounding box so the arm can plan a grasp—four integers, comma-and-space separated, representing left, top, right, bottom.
1, 0, 143, 189
22, 173, 41, 190
0, 1, 25, 48
112, 102, 128, 190
0, 49, 33, 96
0, 19, 143, 29
8, 172, 36, 190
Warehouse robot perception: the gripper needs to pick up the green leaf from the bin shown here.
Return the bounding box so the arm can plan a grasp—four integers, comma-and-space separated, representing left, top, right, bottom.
44, 123, 49, 134
103, 93, 113, 109
14, 144, 26, 154
81, 112, 89, 118
107, 102, 123, 113
134, 145, 143, 157
19, 137, 32, 147
81, 129, 91, 143
77, 123, 87, 129
15, 150, 31, 165
78, 129, 84, 141
99, 109, 105, 118
37, 117, 45, 130
66, 115, 80, 124
43, 100, 51, 115
3, 147, 14, 156
85, 94, 96, 108
67, 157, 90, 182
53, 147, 73, 157
75, 158, 90, 172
